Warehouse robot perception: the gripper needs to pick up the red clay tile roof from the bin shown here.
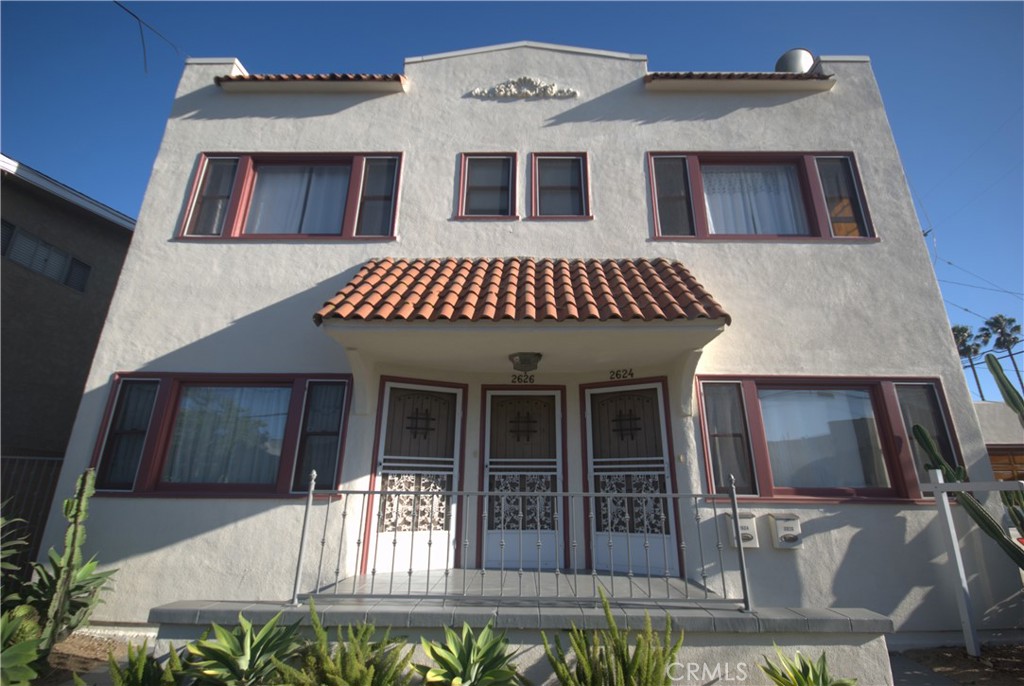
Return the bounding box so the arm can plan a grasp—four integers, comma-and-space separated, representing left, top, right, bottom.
645, 71, 830, 82
215, 73, 405, 85
314, 257, 730, 325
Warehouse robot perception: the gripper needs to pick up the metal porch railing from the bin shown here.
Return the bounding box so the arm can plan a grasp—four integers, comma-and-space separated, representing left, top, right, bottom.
291, 472, 751, 610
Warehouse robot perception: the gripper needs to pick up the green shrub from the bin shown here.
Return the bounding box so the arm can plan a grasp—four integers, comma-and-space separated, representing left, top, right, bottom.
184, 611, 302, 685
760, 647, 856, 686
542, 590, 683, 686
272, 601, 412, 686
1, 610, 42, 686
415, 620, 528, 686
70, 640, 184, 686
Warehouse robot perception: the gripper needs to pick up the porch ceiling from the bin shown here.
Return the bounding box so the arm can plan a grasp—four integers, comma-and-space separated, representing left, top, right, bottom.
319, 319, 726, 373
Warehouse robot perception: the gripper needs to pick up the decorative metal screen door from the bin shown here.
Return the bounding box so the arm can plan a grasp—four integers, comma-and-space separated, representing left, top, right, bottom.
483, 392, 562, 569
586, 385, 678, 576
370, 384, 460, 573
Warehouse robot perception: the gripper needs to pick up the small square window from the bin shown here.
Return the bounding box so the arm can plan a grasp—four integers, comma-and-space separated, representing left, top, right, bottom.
460, 155, 514, 217
533, 154, 589, 218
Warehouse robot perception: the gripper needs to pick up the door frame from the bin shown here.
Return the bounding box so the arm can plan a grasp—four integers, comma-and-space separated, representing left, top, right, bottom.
477, 385, 568, 569
362, 376, 468, 574
579, 377, 683, 574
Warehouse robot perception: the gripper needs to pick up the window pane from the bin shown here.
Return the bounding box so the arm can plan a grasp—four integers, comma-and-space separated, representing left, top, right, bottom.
897, 384, 956, 488
703, 383, 756, 494
653, 157, 694, 236
356, 158, 398, 235
758, 388, 889, 489
464, 157, 511, 216
294, 382, 346, 490
65, 259, 90, 292
1, 221, 13, 255
98, 380, 158, 489
703, 164, 809, 235
537, 158, 585, 216
244, 164, 351, 235
7, 231, 41, 269
188, 158, 238, 236
817, 158, 868, 237
163, 386, 291, 484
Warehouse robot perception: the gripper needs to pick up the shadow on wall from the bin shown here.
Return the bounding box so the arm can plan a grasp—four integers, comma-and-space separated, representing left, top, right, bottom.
537, 80, 822, 127
170, 84, 402, 121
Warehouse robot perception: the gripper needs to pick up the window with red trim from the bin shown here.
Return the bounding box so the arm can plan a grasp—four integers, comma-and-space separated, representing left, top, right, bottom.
700, 378, 956, 499
94, 373, 351, 494
458, 154, 516, 218
181, 154, 400, 239
650, 153, 872, 239
531, 153, 590, 218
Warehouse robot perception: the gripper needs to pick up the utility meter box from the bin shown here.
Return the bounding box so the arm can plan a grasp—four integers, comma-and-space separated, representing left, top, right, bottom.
724, 511, 759, 548
768, 513, 803, 549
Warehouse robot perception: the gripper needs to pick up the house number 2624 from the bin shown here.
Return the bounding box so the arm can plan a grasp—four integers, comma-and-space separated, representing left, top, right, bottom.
608, 368, 634, 380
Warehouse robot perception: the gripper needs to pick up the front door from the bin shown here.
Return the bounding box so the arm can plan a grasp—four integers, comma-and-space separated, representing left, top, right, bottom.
586, 384, 678, 576
369, 383, 461, 573
483, 391, 562, 570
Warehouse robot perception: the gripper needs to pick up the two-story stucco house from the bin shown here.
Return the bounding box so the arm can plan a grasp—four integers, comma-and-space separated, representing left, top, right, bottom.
41, 43, 1020, 670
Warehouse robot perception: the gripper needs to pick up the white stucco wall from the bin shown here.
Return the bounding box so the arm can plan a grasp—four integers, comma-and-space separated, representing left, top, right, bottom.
42, 44, 1022, 631
975, 401, 1024, 445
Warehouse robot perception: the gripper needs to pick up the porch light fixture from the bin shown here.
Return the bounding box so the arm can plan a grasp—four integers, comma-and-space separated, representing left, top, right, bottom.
509, 352, 542, 372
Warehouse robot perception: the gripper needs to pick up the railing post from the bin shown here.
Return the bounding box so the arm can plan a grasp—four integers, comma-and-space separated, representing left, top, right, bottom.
290, 470, 317, 606
929, 469, 981, 657
729, 475, 752, 612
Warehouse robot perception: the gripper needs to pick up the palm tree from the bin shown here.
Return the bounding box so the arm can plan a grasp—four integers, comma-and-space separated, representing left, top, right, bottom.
977, 314, 1023, 391
952, 325, 986, 400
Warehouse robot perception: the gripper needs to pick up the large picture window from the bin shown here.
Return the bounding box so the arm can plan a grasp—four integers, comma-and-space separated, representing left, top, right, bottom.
700, 378, 957, 499
181, 154, 400, 239
94, 373, 351, 494
649, 153, 872, 239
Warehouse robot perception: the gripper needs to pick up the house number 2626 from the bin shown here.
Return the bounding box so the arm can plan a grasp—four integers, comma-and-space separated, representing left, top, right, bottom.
609, 368, 634, 380
511, 374, 535, 384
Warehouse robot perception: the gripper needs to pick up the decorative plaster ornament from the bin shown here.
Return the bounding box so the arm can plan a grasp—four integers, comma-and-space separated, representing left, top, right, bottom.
469, 77, 579, 99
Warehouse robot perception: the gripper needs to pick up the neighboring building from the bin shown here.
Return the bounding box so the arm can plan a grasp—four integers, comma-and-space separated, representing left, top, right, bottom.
41, 42, 1021, 654
1, 154, 134, 563
976, 401, 1024, 480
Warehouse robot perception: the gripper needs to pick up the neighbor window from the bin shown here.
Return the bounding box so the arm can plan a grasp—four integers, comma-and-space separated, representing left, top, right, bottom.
532, 154, 589, 217
649, 153, 872, 238
700, 378, 956, 499
94, 373, 351, 494
459, 154, 515, 217
1, 220, 91, 292
182, 154, 401, 239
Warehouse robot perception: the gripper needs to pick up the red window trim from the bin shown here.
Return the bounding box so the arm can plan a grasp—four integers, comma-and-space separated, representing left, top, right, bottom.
178, 153, 402, 241
647, 152, 876, 241
697, 375, 960, 501
90, 372, 353, 497
455, 153, 519, 220
529, 152, 593, 220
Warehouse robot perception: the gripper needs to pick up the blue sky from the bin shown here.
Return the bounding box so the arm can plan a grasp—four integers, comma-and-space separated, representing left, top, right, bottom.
2, 1, 1021, 399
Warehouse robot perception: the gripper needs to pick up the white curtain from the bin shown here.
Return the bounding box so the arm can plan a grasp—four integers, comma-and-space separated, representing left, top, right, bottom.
244, 165, 349, 234
703, 164, 809, 235
759, 389, 887, 489
163, 386, 291, 484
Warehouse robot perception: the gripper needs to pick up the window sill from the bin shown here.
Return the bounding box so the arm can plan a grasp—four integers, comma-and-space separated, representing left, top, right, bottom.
526, 215, 595, 221
707, 494, 936, 506
651, 235, 880, 243
93, 489, 339, 500
176, 234, 397, 242
452, 215, 521, 221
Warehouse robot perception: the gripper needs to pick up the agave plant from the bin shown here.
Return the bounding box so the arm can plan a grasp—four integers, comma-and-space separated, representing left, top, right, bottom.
415, 620, 528, 686
760, 647, 856, 686
70, 640, 185, 686
542, 589, 683, 686
184, 611, 302, 686
271, 600, 413, 686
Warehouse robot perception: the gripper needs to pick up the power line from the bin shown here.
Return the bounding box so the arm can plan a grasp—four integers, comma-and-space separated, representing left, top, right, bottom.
938, 278, 1024, 299
944, 299, 989, 320
114, 1, 180, 73
937, 257, 1024, 300
935, 159, 1024, 225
